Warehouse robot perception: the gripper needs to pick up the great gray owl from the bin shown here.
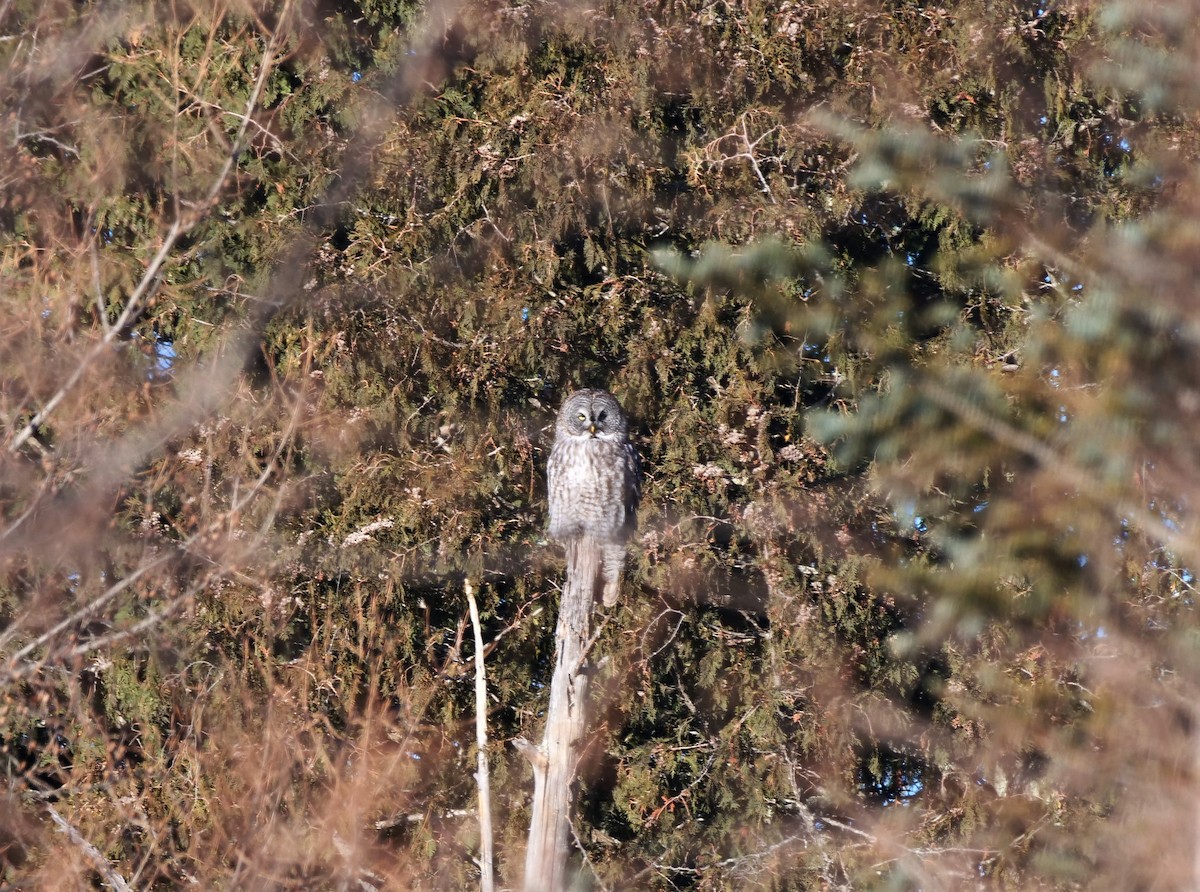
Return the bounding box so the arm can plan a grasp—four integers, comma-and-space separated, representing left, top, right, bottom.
547, 388, 640, 607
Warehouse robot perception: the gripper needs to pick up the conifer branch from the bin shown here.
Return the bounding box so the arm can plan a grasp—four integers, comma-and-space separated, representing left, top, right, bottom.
919, 379, 1200, 566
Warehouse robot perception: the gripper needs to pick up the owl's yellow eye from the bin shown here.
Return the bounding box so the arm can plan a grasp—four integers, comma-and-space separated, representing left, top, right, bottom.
577, 411, 587, 422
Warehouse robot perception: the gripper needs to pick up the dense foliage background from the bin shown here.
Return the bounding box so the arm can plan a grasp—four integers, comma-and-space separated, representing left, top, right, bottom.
2, 0, 1198, 888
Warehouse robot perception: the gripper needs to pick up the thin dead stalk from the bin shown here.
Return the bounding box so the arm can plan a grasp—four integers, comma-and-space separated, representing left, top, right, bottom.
465, 578, 496, 892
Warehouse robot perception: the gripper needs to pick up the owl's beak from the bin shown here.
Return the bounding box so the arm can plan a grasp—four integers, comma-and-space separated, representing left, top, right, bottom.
588, 424, 596, 435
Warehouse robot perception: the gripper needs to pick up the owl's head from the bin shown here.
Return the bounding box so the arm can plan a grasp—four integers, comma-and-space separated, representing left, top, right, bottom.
555, 388, 629, 442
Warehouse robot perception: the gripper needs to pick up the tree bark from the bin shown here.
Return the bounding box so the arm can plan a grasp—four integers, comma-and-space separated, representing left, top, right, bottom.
521, 537, 600, 892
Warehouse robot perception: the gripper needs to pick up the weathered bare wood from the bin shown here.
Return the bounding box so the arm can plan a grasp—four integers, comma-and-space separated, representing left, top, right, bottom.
522, 537, 601, 892
47, 804, 132, 892
465, 580, 496, 892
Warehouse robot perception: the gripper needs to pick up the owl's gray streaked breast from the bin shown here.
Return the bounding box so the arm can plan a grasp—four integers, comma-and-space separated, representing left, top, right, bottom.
546, 387, 639, 548
547, 435, 636, 543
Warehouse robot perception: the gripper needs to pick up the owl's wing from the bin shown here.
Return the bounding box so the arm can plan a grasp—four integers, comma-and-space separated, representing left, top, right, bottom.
623, 441, 641, 531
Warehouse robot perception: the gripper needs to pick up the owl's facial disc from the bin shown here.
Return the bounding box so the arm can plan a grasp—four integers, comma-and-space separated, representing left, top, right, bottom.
574, 404, 602, 436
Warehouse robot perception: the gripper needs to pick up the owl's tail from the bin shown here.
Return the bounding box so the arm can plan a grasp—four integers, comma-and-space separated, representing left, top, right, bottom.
601, 542, 626, 607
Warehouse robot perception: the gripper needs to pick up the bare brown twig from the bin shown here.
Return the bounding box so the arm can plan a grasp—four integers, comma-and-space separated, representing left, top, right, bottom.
7, 1, 294, 454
